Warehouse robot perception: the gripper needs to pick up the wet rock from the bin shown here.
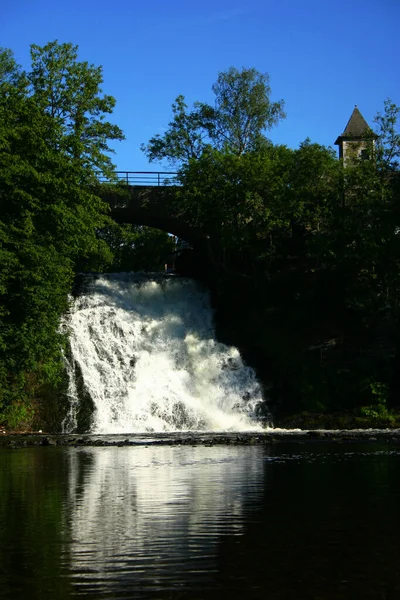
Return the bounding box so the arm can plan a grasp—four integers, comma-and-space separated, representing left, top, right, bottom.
2, 428, 400, 448
306, 431, 326, 438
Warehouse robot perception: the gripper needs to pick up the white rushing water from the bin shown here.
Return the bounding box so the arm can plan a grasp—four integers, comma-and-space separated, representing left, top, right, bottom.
65, 273, 266, 433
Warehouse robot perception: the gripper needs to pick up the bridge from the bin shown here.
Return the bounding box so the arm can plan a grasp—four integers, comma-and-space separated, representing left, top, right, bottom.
98, 171, 179, 186
99, 171, 208, 248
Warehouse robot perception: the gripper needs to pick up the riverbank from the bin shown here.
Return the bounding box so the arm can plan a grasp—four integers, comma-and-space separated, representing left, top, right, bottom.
2, 428, 400, 448
274, 411, 400, 430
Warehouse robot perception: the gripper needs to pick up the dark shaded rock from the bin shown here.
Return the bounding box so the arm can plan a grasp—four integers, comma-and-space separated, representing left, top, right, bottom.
307, 430, 326, 438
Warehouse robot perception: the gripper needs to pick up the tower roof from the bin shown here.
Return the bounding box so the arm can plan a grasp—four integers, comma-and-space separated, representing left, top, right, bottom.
335, 106, 375, 145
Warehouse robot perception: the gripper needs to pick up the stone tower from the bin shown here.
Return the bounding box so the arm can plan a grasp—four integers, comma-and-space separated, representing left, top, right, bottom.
335, 106, 376, 164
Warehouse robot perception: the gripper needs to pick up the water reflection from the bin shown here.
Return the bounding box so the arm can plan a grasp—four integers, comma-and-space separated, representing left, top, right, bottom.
66, 445, 264, 596
1, 445, 400, 599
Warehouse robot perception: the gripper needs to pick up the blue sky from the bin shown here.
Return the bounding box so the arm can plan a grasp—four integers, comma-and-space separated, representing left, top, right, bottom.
2, 0, 399, 171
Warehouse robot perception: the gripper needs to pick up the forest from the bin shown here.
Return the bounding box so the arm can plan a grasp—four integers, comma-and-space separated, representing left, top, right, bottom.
1, 41, 399, 429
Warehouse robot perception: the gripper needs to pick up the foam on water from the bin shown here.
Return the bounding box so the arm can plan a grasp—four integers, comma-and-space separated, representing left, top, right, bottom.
64, 273, 266, 433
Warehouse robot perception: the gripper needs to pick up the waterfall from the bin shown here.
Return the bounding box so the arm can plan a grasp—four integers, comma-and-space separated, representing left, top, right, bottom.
65, 273, 267, 433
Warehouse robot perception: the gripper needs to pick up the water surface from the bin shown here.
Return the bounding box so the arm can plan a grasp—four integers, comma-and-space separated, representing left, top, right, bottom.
1, 443, 399, 599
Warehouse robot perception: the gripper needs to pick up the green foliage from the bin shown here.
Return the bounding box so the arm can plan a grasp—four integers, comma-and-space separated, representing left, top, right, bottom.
175, 141, 340, 281
0, 46, 23, 86
99, 223, 175, 272
197, 67, 286, 155
165, 97, 400, 417
359, 381, 392, 420
142, 95, 207, 165
142, 67, 285, 166
374, 98, 400, 171
0, 42, 123, 427
29, 40, 124, 177
2, 47, 399, 427
2, 399, 35, 430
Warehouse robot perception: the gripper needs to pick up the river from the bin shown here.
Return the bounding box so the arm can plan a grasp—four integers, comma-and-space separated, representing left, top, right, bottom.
2, 274, 398, 598
1, 441, 399, 599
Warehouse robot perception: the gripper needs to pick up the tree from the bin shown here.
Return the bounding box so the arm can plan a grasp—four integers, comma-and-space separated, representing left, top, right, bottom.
98, 223, 175, 272
0, 47, 24, 86
0, 42, 124, 426
28, 40, 124, 177
142, 67, 285, 166
198, 67, 285, 156
374, 98, 400, 172
147, 87, 400, 417
142, 95, 207, 165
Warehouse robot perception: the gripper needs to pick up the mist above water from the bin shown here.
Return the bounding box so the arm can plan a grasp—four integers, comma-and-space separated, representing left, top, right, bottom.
64, 274, 266, 433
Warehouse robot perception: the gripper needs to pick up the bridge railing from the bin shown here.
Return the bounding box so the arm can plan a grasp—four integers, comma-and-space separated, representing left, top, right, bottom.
98, 171, 179, 186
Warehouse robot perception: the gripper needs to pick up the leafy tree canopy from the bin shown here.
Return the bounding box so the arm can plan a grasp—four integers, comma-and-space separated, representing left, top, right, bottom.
0, 41, 123, 424
374, 98, 400, 172
142, 67, 285, 165
28, 40, 124, 177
